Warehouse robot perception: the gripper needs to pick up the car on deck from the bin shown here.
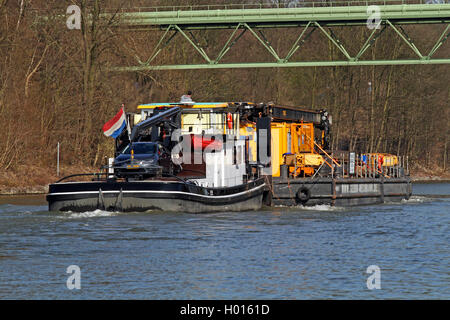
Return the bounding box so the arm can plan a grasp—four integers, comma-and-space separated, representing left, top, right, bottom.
113, 142, 163, 179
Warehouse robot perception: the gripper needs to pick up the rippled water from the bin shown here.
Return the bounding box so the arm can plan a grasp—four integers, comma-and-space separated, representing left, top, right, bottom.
0, 183, 448, 299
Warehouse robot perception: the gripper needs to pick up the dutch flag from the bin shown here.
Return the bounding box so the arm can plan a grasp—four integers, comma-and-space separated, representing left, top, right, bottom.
102, 107, 127, 139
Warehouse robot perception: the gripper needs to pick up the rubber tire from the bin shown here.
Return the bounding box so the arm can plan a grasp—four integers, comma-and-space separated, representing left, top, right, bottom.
296, 187, 311, 204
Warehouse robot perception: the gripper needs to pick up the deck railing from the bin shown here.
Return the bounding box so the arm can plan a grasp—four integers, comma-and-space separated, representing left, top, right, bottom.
331, 152, 409, 179
107, 1, 448, 13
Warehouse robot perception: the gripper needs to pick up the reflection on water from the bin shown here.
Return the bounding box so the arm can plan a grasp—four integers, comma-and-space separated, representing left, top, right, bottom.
0, 183, 448, 299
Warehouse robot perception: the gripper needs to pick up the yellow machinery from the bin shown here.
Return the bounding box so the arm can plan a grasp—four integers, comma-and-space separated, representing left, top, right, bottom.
366, 153, 398, 167
271, 121, 324, 177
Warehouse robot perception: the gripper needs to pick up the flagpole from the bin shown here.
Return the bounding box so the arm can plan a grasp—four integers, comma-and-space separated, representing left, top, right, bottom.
123, 103, 132, 140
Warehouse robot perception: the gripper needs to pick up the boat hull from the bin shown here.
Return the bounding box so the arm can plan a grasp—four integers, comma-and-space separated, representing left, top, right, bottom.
271, 177, 412, 207
47, 179, 266, 213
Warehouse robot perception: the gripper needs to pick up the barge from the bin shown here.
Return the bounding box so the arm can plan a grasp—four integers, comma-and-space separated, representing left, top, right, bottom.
47, 101, 412, 212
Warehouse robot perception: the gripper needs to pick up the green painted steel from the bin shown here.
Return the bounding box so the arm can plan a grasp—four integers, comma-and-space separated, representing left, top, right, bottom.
106, 3, 450, 70
112, 59, 450, 72
113, 4, 450, 28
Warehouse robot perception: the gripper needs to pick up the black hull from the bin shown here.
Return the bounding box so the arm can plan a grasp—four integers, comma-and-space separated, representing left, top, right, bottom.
47, 178, 266, 213
271, 177, 412, 207
47, 175, 413, 212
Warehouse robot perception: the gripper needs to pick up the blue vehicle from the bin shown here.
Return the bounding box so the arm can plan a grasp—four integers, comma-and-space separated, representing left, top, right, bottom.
114, 142, 163, 179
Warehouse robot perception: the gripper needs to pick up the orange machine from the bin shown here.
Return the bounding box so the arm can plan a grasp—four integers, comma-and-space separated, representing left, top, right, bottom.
271, 121, 324, 177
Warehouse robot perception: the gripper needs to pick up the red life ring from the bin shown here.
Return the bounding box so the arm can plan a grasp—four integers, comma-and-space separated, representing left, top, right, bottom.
227, 113, 233, 130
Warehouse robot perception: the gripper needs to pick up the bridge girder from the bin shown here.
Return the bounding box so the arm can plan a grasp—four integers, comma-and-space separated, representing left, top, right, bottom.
113, 4, 450, 28
108, 4, 450, 71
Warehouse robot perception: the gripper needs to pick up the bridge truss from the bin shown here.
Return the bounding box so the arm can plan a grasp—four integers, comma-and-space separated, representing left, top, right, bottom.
108, 2, 450, 71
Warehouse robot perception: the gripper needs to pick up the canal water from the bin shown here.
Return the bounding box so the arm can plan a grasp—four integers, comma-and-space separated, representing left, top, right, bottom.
0, 183, 448, 299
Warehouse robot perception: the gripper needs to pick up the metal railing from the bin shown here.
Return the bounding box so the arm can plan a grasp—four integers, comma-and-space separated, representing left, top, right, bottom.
330, 152, 409, 179
29, 0, 450, 16
107, 0, 449, 13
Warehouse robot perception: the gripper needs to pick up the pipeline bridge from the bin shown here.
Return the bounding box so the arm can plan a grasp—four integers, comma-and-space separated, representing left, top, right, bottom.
104, 0, 450, 71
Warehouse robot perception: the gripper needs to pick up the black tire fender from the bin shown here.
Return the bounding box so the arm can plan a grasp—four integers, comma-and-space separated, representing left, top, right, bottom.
296, 187, 311, 204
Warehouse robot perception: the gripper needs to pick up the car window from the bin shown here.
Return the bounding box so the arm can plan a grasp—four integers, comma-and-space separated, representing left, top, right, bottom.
122, 143, 157, 154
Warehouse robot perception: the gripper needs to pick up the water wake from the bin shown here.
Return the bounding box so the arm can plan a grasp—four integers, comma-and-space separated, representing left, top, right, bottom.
296, 204, 346, 211
274, 204, 345, 212
62, 209, 119, 219
401, 196, 429, 204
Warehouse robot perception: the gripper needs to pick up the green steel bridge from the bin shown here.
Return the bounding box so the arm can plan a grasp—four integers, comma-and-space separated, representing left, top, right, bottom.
105, 0, 450, 71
